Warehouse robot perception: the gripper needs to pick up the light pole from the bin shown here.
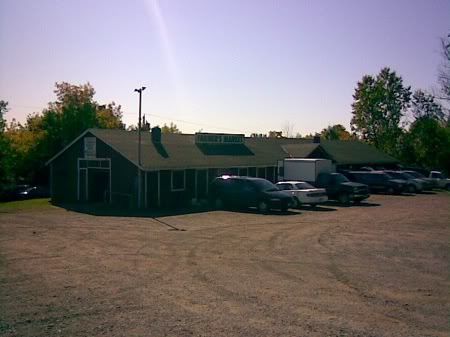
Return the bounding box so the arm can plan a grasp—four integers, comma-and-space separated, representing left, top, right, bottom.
134, 86, 146, 166
134, 86, 146, 208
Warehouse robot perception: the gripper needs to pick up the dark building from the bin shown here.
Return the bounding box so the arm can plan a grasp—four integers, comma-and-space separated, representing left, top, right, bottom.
46, 128, 398, 208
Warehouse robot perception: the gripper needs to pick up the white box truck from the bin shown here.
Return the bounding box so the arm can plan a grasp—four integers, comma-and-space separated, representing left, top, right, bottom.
278, 158, 334, 183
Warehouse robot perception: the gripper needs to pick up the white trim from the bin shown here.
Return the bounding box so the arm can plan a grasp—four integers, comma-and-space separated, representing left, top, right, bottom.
77, 158, 111, 203
46, 129, 92, 166
171, 169, 186, 191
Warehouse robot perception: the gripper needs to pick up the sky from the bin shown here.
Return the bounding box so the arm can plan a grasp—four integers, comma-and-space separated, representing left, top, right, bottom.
1, 0, 449, 136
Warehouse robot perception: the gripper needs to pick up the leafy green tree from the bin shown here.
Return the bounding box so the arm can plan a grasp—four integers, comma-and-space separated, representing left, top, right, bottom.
411, 90, 446, 121
402, 118, 450, 172
0, 100, 7, 132
351, 67, 412, 155
4, 82, 124, 184
0, 100, 13, 188
320, 124, 353, 140
161, 122, 181, 134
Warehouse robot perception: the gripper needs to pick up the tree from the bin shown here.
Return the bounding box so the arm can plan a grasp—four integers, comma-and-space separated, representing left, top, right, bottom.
3, 82, 124, 184
282, 122, 295, 138
161, 122, 181, 134
0, 100, 7, 132
320, 124, 353, 140
438, 33, 450, 102
402, 117, 450, 172
411, 90, 446, 122
0, 100, 13, 188
351, 67, 412, 155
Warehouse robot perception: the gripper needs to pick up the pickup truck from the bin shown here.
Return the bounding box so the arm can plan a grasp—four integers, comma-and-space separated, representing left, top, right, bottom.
429, 171, 450, 190
315, 172, 370, 205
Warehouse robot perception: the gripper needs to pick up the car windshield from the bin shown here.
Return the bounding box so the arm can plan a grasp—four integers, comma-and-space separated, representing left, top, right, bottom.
251, 179, 279, 192
402, 172, 416, 180
406, 171, 421, 178
295, 182, 314, 189
383, 173, 395, 179
333, 174, 349, 183
388, 172, 406, 179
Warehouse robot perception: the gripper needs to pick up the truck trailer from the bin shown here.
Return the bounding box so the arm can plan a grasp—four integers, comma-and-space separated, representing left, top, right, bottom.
278, 158, 334, 183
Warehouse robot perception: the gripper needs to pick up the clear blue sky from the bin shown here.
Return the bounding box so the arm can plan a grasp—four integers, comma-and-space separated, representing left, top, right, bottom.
1, 0, 449, 135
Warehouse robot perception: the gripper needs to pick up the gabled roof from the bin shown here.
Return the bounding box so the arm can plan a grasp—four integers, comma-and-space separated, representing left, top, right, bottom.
281, 143, 320, 158
88, 129, 309, 170
318, 140, 398, 165
46, 129, 398, 169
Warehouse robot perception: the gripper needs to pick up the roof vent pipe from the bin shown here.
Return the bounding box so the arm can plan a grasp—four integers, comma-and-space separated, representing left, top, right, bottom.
151, 126, 162, 143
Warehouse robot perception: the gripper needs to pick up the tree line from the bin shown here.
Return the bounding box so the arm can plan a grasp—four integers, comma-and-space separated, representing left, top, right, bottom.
1, 35, 449, 190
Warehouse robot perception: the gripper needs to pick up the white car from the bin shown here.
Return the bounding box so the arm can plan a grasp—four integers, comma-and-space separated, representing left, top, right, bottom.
276, 181, 328, 208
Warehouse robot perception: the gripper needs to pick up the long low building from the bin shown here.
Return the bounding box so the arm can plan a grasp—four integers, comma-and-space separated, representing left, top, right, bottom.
46, 128, 398, 208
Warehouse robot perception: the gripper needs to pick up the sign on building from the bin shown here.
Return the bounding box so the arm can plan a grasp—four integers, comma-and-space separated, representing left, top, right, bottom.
84, 137, 96, 158
195, 133, 245, 145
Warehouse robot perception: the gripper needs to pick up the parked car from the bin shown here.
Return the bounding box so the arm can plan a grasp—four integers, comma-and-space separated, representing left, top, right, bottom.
384, 170, 425, 193
314, 172, 370, 205
17, 186, 50, 199
345, 171, 406, 194
276, 181, 328, 208
402, 170, 436, 190
428, 171, 450, 190
0, 184, 30, 201
209, 176, 293, 212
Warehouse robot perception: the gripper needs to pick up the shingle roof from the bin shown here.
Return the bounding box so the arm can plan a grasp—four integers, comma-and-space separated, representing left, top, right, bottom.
318, 140, 398, 165
281, 143, 320, 158
48, 129, 398, 169
90, 129, 310, 170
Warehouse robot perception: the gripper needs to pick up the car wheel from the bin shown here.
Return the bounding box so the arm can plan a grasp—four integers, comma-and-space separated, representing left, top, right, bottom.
407, 185, 416, 193
257, 200, 269, 213
338, 193, 350, 205
387, 187, 394, 194
446, 184, 450, 191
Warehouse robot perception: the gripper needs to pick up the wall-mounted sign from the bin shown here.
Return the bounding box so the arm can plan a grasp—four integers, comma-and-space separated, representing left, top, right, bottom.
84, 137, 96, 158
195, 133, 245, 145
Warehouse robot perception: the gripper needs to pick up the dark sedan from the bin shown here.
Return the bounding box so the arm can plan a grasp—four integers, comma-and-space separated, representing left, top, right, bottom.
209, 176, 293, 212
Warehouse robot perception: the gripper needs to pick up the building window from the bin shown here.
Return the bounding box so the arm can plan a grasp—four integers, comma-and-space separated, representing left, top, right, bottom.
171, 170, 186, 191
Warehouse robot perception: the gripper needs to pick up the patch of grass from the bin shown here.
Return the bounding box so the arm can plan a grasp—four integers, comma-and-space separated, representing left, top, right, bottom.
0, 198, 54, 213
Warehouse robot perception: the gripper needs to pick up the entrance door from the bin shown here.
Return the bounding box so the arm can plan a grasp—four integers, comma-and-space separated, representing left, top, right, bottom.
79, 169, 87, 201
88, 169, 110, 202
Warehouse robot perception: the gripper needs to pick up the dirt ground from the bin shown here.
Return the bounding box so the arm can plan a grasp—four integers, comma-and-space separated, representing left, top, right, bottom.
0, 193, 449, 337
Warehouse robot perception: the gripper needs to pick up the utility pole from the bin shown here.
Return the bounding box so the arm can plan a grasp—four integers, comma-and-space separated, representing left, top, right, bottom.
134, 86, 146, 166
134, 86, 146, 208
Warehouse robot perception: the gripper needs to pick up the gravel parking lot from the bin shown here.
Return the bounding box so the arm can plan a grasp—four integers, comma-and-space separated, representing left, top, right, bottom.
0, 193, 449, 337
